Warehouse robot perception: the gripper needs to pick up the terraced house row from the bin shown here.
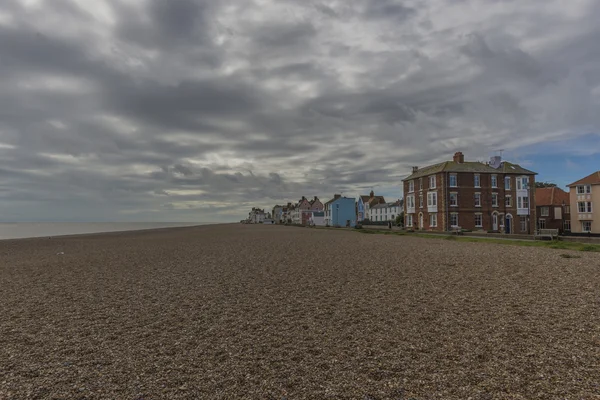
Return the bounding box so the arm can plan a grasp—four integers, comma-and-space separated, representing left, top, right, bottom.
402, 152, 537, 234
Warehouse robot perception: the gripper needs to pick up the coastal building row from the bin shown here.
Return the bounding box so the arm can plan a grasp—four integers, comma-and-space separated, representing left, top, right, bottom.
247, 151, 599, 235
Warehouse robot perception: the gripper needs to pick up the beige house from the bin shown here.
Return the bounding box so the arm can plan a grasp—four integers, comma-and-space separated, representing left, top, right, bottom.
567, 171, 600, 233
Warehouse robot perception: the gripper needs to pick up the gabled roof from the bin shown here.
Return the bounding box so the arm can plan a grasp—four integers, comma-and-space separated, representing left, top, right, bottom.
403, 160, 536, 180
567, 171, 600, 187
324, 194, 342, 205
535, 187, 570, 206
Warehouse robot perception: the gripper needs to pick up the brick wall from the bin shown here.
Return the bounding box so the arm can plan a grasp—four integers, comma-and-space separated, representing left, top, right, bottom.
404, 171, 536, 233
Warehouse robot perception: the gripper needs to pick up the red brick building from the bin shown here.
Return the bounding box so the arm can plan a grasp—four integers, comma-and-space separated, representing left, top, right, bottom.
402, 152, 537, 234
535, 187, 571, 233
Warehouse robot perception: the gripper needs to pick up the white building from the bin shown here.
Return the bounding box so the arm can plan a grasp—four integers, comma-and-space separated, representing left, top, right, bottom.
248, 208, 266, 224
368, 200, 402, 222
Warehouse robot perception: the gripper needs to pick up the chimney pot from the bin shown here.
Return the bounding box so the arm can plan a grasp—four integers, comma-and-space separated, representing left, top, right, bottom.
412, 166, 419, 173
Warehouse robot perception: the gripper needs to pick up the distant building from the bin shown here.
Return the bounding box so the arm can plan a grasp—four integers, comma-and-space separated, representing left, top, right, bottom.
567, 171, 600, 233
402, 151, 537, 233
329, 196, 357, 227
272, 205, 284, 223
248, 208, 266, 224
368, 200, 402, 222
357, 191, 386, 222
324, 194, 341, 226
535, 187, 570, 233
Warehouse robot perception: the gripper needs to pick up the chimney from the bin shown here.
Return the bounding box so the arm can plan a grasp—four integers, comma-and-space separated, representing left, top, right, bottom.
412, 166, 419, 173
453, 152, 465, 164
314, 196, 318, 201
369, 190, 374, 198
334, 194, 341, 199
302, 196, 306, 201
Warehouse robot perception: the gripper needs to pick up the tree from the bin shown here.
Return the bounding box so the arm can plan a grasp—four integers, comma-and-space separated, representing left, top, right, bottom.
535, 182, 557, 188
396, 212, 404, 227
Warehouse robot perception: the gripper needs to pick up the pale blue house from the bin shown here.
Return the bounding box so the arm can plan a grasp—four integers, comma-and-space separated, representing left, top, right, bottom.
330, 196, 357, 227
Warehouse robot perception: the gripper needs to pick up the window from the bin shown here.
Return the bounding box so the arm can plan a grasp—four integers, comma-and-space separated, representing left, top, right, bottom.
505, 195, 512, 207
517, 196, 529, 209
419, 178, 423, 191
474, 174, 480, 188
406, 195, 415, 209
505, 177, 511, 190
491, 175, 497, 188
564, 220, 571, 231
578, 202, 592, 213
429, 175, 436, 189
554, 207, 562, 220
520, 217, 527, 232
449, 174, 457, 187
429, 213, 437, 227
538, 219, 546, 229
408, 180, 414, 193
406, 214, 413, 227
582, 221, 592, 232
427, 192, 438, 207
419, 194, 423, 208
577, 185, 592, 194
449, 192, 458, 206
450, 213, 458, 227
475, 213, 482, 227
565, 205, 570, 214
516, 177, 530, 190
492, 193, 498, 207
541, 207, 549, 217
474, 193, 481, 207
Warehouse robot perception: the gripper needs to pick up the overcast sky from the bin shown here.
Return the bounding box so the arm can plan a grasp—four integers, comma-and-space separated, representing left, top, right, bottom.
1, 0, 599, 222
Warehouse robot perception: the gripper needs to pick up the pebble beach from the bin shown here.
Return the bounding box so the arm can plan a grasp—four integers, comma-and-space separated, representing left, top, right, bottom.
1, 224, 599, 399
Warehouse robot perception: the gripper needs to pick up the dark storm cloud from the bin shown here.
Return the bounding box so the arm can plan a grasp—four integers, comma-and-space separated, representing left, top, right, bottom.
0, 0, 599, 222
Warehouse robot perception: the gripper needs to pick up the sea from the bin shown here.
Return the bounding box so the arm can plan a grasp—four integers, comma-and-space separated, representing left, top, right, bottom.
0, 222, 207, 240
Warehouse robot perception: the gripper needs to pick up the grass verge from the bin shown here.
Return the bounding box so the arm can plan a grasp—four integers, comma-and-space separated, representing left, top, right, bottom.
353, 228, 600, 253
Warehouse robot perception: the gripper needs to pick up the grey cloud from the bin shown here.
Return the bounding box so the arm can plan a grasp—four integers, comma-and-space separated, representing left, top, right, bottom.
0, 0, 599, 222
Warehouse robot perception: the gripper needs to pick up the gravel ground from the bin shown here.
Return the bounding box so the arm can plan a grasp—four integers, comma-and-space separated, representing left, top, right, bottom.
1, 224, 599, 399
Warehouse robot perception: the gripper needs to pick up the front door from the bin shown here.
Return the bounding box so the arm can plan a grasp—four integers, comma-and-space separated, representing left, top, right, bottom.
419, 213, 424, 230
505, 216, 512, 234
492, 213, 498, 231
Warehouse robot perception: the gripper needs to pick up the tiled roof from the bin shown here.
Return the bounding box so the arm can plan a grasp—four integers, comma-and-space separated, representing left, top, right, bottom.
324, 194, 341, 205
403, 160, 536, 180
367, 196, 386, 206
535, 187, 570, 206
360, 195, 371, 203
567, 171, 600, 187
498, 161, 536, 175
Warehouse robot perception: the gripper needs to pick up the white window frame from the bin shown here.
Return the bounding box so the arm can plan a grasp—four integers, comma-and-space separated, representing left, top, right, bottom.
419, 178, 423, 191
505, 177, 511, 190
449, 192, 458, 207
450, 213, 459, 228
474, 174, 480, 188
427, 192, 437, 207
408, 180, 415, 193
578, 201, 592, 213
582, 221, 592, 232
492, 193, 499, 207
449, 174, 457, 188
419, 194, 423, 208
538, 219, 546, 229
429, 213, 437, 227
564, 220, 571, 231
474, 193, 481, 207
429, 175, 436, 189
577, 185, 592, 194
406, 214, 413, 227
474, 213, 482, 228
540, 207, 549, 217
491, 175, 497, 188
505, 195, 512, 207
